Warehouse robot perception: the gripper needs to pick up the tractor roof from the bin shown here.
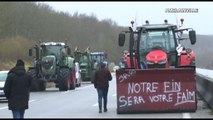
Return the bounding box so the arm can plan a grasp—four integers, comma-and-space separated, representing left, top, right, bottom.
91, 52, 106, 55
139, 24, 177, 30
40, 42, 65, 46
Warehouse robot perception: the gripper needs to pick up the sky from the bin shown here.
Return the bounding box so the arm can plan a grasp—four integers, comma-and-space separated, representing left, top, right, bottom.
42, 1, 213, 35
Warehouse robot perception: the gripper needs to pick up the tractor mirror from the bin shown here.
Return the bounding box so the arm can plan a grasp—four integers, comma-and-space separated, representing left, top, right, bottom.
67, 47, 71, 55
189, 30, 196, 45
119, 33, 125, 46
29, 49, 32, 56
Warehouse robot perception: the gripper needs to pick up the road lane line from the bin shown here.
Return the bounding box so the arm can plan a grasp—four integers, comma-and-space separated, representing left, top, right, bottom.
182, 113, 191, 118
0, 106, 8, 110
93, 103, 98, 106
62, 91, 70, 94
29, 99, 36, 102
112, 93, 116, 96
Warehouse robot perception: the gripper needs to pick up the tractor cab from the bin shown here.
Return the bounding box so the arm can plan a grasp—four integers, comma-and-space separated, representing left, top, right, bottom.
119, 19, 196, 69
91, 52, 108, 69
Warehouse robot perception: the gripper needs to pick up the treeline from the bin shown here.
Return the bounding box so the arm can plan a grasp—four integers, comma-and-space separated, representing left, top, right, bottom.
0, 2, 127, 69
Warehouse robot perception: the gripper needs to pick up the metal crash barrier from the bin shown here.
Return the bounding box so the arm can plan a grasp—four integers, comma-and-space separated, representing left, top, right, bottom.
116, 68, 197, 114
196, 73, 213, 110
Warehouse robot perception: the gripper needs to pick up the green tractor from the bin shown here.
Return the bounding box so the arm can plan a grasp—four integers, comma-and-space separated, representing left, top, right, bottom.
28, 41, 76, 91
74, 47, 95, 82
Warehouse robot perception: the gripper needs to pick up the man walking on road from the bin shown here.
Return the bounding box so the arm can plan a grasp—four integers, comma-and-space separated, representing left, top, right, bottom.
4, 59, 32, 119
94, 62, 112, 113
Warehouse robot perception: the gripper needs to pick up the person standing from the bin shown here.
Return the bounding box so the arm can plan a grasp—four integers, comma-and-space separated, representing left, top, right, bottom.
4, 59, 32, 119
94, 62, 112, 113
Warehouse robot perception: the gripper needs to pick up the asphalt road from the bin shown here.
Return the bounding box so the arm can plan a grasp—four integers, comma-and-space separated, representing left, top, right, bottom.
0, 73, 212, 118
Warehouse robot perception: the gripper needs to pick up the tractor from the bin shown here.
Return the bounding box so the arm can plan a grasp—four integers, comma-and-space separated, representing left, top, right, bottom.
116, 19, 197, 113
28, 41, 76, 91
90, 51, 109, 83
74, 47, 95, 82
91, 51, 108, 70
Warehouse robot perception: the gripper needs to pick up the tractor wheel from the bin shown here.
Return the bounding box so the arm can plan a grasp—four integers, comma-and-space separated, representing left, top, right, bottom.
27, 69, 39, 92
27, 69, 46, 91
58, 68, 70, 91
39, 81, 46, 91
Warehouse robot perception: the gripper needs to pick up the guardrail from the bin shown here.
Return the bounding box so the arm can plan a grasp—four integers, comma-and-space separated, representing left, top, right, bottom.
196, 73, 213, 110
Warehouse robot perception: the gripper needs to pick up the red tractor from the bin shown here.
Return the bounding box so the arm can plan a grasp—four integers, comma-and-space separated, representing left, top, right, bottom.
116, 19, 197, 113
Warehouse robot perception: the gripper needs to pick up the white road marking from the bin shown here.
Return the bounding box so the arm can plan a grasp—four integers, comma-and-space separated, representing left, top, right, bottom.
62, 91, 70, 94
0, 106, 8, 110
93, 103, 98, 106
29, 99, 36, 103
112, 93, 116, 97
182, 113, 191, 118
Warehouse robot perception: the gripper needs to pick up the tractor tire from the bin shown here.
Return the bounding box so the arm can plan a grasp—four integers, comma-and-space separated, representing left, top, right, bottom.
39, 81, 46, 91
58, 68, 70, 91
27, 69, 39, 92
27, 69, 46, 91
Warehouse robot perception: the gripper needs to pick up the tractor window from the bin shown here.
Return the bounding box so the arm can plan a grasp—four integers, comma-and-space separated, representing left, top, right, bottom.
91, 53, 106, 63
80, 55, 88, 62
41, 45, 65, 59
139, 29, 175, 60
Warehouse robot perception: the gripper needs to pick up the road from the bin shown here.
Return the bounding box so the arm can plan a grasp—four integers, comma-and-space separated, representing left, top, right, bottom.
0, 73, 212, 118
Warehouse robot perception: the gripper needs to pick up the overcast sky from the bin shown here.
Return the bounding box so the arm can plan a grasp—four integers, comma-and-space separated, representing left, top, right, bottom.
42, 1, 213, 35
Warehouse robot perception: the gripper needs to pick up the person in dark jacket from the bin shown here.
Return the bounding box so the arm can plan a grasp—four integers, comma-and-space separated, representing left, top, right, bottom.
4, 59, 32, 119
94, 62, 112, 113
